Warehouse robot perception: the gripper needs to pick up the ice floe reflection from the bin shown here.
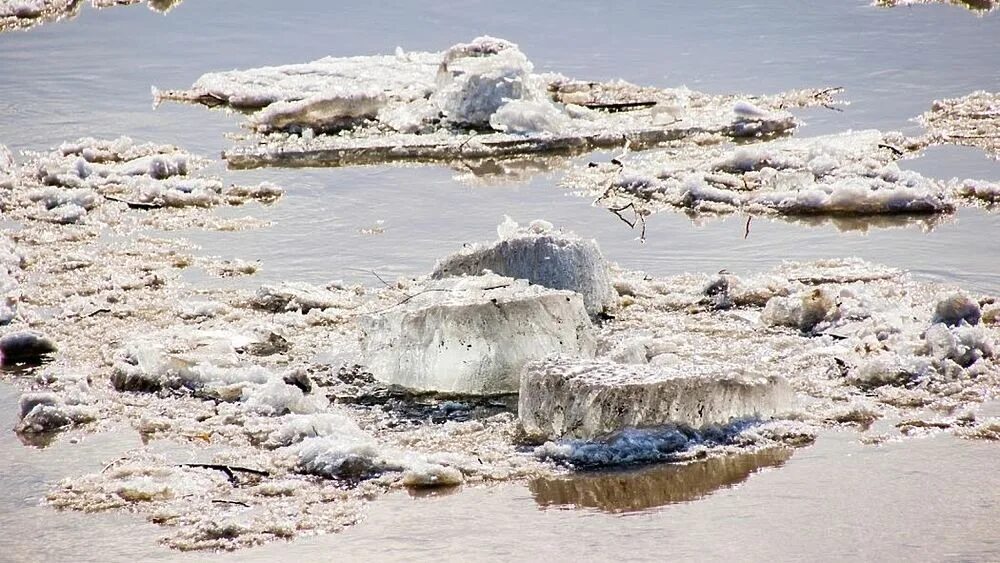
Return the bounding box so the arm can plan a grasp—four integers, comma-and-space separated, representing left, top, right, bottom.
530, 447, 791, 514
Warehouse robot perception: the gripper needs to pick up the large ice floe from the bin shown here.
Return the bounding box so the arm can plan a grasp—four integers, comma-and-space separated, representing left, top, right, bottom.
154, 36, 842, 170
3, 201, 999, 550
562, 129, 1000, 223
0, 0, 182, 32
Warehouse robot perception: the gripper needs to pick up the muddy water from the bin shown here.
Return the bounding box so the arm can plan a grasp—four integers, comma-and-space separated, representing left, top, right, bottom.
1, 1, 999, 561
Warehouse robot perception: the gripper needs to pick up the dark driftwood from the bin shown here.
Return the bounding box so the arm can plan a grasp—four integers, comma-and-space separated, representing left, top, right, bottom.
180, 463, 270, 485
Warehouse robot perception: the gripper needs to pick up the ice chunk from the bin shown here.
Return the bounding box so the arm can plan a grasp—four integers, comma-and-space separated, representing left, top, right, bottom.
488, 99, 572, 135
432, 219, 616, 315
519, 357, 793, 440
250, 89, 386, 133
932, 292, 981, 326
15, 391, 96, 434
431, 36, 536, 128
250, 282, 352, 313
242, 376, 329, 416
923, 323, 994, 367
0, 330, 57, 363
761, 288, 839, 333
360, 275, 596, 394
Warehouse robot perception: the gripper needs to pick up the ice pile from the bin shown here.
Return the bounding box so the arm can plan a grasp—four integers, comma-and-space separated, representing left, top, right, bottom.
519, 357, 793, 440
155, 37, 841, 169
2, 137, 283, 225
432, 217, 617, 315
562, 129, 994, 218
359, 274, 596, 394
920, 91, 1000, 160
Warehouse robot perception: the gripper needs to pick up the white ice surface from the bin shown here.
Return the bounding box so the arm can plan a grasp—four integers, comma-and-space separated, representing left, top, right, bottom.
359, 274, 596, 394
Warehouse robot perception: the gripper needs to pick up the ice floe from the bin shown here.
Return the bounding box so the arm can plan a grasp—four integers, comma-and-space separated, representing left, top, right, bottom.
155, 37, 841, 170
563, 129, 1000, 221
0, 136, 283, 230
920, 91, 1000, 160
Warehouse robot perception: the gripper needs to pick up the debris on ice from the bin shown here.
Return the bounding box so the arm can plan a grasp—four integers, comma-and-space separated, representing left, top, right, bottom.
432, 217, 617, 315
360, 274, 596, 394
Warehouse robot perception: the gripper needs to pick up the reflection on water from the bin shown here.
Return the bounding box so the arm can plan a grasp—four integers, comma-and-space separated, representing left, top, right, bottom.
530, 448, 792, 514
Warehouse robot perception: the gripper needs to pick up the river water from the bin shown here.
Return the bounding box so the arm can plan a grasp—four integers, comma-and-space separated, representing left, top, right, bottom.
0, 1, 998, 561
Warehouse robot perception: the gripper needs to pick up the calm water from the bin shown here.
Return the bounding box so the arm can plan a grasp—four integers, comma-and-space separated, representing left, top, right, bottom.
1, 1, 999, 561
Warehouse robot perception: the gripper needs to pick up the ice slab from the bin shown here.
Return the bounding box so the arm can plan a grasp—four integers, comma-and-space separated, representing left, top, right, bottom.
156, 37, 842, 170
561, 129, 1000, 220
359, 274, 596, 394
432, 218, 616, 315
519, 357, 794, 440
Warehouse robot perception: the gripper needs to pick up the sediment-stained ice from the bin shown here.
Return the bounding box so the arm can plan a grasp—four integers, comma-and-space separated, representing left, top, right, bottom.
156, 37, 842, 170
519, 357, 793, 440
563, 129, 1000, 220
359, 274, 597, 394
432, 217, 617, 315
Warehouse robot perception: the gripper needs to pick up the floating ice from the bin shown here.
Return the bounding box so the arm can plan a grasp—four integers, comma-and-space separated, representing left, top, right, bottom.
920, 91, 1000, 158
519, 357, 794, 440
360, 275, 596, 394
563, 129, 969, 219
432, 218, 617, 315
157, 37, 839, 170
